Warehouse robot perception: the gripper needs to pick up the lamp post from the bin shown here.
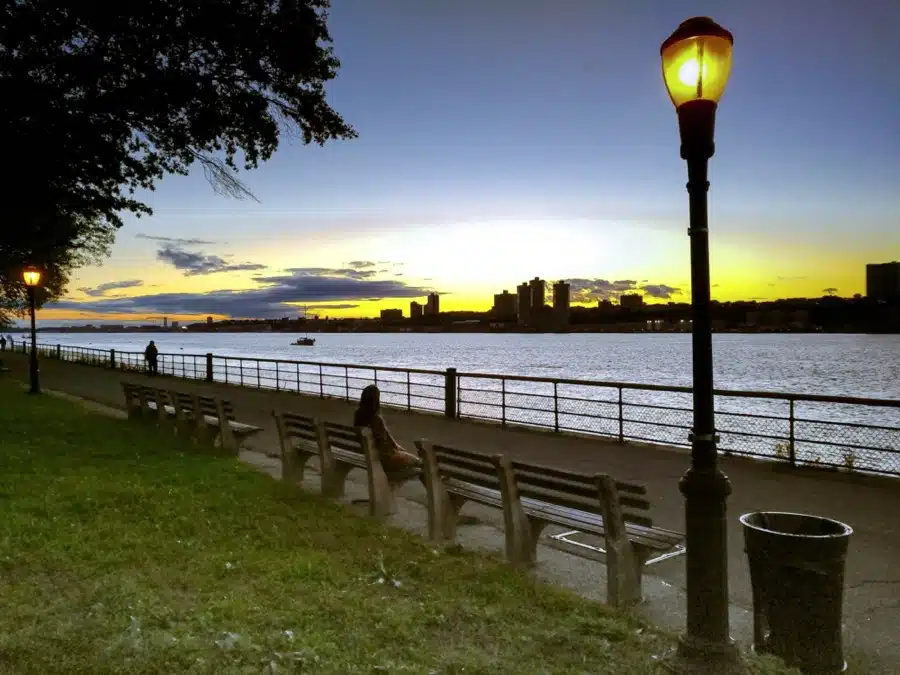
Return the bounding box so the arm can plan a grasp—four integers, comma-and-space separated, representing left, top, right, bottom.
22, 265, 42, 395
660, 18, 744, 674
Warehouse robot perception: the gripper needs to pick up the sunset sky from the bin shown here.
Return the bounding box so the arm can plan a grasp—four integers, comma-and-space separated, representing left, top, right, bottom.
42, 0, 900, 325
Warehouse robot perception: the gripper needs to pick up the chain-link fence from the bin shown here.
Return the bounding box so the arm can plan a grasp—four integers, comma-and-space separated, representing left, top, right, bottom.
12, 340, 900, 477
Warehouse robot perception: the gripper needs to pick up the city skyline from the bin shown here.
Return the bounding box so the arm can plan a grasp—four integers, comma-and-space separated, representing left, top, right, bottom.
29, 0, 900, 325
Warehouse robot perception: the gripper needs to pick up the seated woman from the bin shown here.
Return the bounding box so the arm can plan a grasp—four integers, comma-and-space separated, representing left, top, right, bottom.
354, 384, 422, 481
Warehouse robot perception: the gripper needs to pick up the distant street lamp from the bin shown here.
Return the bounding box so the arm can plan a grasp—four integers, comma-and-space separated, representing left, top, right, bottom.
22, 265, 42, 395
660, 17, 744, 674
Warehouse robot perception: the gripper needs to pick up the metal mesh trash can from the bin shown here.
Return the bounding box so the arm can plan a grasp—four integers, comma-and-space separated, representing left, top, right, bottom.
740, 512, 852, 675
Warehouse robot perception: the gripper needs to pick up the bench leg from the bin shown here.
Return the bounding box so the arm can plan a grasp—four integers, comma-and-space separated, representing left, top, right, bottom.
505, 516, 548, 567
605, 539, 644, 609
322, 463, 353, 500
282, 449, 315, 485
366, 462, 397, 518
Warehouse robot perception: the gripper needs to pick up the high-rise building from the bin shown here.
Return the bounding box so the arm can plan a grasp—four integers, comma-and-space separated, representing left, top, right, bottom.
206, 316, 213, 326
163, 317, 169, 329
553, 280, 571, 325
492, 290, 517, 319
552, 280, 570, 312
620, 293, 644, 310
866, 262, 900, 301
410, 301, 423, 318
529, 277, 546, 310
425, 293, 440, 315
516, 282, 531, 325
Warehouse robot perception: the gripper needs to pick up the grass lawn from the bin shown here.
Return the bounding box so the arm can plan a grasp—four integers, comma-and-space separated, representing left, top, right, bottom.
0, 381, 799, 674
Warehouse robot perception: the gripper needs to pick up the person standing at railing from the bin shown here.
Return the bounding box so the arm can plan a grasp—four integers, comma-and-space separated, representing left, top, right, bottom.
144, 340, 159, 376
354, 384, 422, 482
0, 336, 6, 351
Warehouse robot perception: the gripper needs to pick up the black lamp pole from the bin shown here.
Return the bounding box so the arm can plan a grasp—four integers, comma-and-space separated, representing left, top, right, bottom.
660, 18, 745, 675
27, 285, 40, 395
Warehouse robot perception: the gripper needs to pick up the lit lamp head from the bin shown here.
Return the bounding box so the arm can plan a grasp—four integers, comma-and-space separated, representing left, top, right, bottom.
661, 17, 733, 161
22, 266, 42, 288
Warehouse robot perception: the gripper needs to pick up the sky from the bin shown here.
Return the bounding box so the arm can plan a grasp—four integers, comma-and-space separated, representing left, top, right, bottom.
41, 0, 900, 325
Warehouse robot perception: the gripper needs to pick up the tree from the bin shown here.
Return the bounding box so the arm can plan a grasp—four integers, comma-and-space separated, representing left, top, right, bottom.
0, 0, 355, 318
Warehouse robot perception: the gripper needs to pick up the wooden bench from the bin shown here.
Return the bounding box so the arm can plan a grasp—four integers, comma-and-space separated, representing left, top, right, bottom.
497, 457, 683, 607
121, 381, 262, 454
272, 411, 321, 485
416, 440, 503, 544
416, 440, 684, 608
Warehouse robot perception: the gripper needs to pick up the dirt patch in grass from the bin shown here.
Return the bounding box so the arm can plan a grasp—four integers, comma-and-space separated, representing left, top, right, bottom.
0, 382, 799, 674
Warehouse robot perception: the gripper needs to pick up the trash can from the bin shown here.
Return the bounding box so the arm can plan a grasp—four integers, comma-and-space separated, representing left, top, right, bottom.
740, 512, 852, 675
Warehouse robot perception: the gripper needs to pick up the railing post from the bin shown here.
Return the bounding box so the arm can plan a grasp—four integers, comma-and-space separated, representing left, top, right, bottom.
275, 362, 280, 391
553, 382, 560, 432
295, 363, 300, 393
501, 378, 506, 427
205, 353, 213, 382
617, 386, 624, 443
319, 364, 324, 398
239, 359, 244, 386
406, 371, 411, 411
110, 349, 116, 369
344, 367, 350, 401
444, 368, 457, 420
56, 344, 61, 360
256, 360, 261, 389
788, 397, 796, 468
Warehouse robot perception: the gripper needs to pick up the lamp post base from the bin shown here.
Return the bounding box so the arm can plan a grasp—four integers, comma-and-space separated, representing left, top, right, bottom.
662, 635, 748, 675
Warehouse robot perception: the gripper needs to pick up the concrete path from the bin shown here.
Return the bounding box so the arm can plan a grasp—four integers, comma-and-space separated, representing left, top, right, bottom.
4, 354, 898, 673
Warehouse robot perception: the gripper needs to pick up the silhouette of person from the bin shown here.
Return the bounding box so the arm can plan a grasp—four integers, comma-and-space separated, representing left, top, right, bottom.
144, 340, 159, 376
0, 336, 6, 351
354, 384, 422, 482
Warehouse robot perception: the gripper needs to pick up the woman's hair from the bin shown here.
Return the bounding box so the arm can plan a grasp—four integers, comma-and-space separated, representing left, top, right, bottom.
354, 384, 381, 427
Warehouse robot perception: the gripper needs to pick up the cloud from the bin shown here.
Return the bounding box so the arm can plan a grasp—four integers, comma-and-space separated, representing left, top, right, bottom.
346, 261, 376, 269
157, 244, 267, 276
776, 275, 808, 282
50, 270, 432, 318
567, 278, 684, 302
640, 284, 682, 299
77, 280, 144, 297
137, 234, 216, 245
281, 267, 377, 281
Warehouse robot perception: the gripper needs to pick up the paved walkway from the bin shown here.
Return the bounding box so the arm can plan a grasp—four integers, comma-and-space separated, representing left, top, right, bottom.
5, 354, 899, 673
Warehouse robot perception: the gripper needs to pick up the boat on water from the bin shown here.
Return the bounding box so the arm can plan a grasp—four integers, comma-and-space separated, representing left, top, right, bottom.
293, 336, 315, 346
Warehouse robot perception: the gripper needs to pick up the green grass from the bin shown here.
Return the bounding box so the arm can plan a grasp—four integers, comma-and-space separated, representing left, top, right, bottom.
0, 382, 799, 674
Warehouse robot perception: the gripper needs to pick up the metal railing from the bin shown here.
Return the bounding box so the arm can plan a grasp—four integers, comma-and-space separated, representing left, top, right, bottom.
9, 340, 900, 477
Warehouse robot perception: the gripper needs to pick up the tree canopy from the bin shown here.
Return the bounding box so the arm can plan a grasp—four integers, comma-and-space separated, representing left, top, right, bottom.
0, 0, 355, 322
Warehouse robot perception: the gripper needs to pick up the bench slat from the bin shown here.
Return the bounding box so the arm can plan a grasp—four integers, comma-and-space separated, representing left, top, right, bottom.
443, 478, 503, 507
433, 444, 496, 467
511, 460, 647, 496
521, 498, 677, 551
332, 447, 367, 468
439, 464, 500, 489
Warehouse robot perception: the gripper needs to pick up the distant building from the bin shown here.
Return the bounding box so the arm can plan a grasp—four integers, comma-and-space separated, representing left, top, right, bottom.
597, 299, 615, 311
620, 293, 644, 310
380, 308, 403, 322
163, 317, 169, 329
492, 290, 517, 319
171, 321, 180, 329
516, 282, 531, 326
529, 277, 546, 310
552, 280, 570, 312
866, 262, 900, 301
206, 316, 213, 326
410, 301, 423, 319
425, 293, 440, 316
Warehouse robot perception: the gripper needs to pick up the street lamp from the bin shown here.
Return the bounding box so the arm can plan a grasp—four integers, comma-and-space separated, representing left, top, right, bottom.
22, 265, 42, 395
660, 18, 744, 675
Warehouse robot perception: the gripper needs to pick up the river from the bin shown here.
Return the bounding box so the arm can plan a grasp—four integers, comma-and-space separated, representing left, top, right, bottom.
29, 331, 900, 400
